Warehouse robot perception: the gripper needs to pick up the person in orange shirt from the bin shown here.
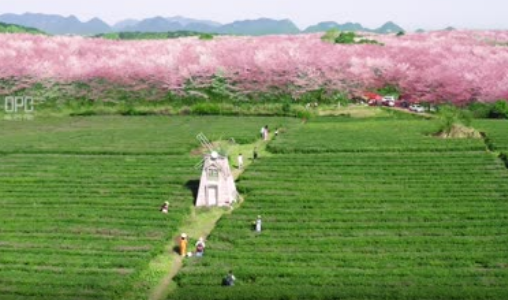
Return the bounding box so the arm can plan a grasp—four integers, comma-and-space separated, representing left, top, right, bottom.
179, 233, 188, 256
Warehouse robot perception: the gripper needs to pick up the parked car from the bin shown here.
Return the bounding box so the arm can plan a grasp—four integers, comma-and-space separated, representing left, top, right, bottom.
363, 92, 382, 106
381, 95, 397, 107
409, 104, 425, 113
398, 94, 415, 108
368, 99, 379, 106
397, 100, 410, 108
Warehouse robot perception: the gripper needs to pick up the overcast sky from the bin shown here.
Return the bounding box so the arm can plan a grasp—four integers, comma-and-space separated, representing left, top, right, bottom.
1, 0, 507, 31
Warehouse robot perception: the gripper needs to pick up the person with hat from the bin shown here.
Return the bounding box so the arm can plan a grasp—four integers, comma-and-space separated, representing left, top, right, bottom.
160, 201, 169, 214
179, 233, 188, 257
195, 237, 206, 257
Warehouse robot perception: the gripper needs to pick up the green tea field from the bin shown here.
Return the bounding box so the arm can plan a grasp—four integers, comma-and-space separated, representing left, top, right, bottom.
0, 116, 299, 300
172, 117, 508, 300
1, 115, 507, 300
474, 120, 508, 152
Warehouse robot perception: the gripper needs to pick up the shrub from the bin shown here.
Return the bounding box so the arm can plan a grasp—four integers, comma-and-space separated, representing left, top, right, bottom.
290, 105, 314, 120
335, 32, 356, 44
70, 110, 97, 116
436, 104, 473, 136
499, 152, 508, 169
490, 99, 508, 119
321, 28, 340, 43
282, 102, 291, 114
191, 103, 221, 115
467, 101, 493, 118
179, 106, 192, 115
199, 33, 214, 40
333, 31, 382, 45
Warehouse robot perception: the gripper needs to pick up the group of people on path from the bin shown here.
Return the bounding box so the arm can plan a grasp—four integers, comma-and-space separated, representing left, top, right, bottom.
237, 147, 258, 169
176, 216, 261, 287
236, 125, 281, 169
179, 233, 206, 257
178, 233, 235, 286
261, 125, 279, 140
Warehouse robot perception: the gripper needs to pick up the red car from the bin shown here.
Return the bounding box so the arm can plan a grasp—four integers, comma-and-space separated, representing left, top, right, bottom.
363, 92, 382, 106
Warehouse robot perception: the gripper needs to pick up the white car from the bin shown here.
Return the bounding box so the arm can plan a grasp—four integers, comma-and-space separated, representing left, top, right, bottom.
409, 104, 425, 113
381, 95, 396, 107
381, 96, 395, 107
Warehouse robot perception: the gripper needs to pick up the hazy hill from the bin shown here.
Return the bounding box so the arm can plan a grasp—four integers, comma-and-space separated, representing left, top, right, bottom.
0, 21, 45, 34
304, 21, 405, 34
304, 21, 367, 33
218, 18, 300, 35
122, 16, 184, 32
375, 21, 404, 33
114, 16, 221, 32
112, 19, 140, 31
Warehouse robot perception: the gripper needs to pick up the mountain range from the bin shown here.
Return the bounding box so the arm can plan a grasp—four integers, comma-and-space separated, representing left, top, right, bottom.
0, 13, 405, 36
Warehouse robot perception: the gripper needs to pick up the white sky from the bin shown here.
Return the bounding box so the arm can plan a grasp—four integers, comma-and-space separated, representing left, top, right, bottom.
1, 0, 507, 30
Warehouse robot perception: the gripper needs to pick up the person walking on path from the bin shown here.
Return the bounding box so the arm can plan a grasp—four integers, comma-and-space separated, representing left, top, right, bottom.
263, 125, 269, 141
195, 237, 206, 257
179, 233, 188, 257
237, 153, 244, 170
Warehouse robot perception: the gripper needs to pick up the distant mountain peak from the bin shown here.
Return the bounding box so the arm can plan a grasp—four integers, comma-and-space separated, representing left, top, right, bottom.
219, 18, 300, 35
375, 21, 404, 33
304, 21, 373, 33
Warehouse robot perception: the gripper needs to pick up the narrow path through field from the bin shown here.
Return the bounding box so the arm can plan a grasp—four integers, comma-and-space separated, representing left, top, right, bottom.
148, 137, 273, 300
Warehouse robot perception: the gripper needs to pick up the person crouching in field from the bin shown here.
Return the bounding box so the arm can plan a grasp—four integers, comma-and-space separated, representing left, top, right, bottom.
195, 237, 206, 257
160, 201, 169, 214
223, 270, 236, 286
